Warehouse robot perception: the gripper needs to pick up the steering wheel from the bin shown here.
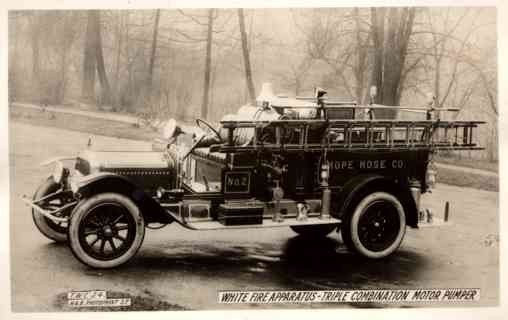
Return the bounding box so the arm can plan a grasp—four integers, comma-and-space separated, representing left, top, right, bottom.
182, 133, 206, 160
182, 119, 222, 160
196, 119, 222, 143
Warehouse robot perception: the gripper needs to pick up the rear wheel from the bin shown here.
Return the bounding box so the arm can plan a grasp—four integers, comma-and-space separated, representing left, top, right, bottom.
341, 192, 406, 259
68, 193, 145, 269
290, 224, 338, 237
32, 177, 70, 242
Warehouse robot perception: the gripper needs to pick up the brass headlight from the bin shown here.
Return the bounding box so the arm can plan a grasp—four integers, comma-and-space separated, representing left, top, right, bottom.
52, 161, 64, 184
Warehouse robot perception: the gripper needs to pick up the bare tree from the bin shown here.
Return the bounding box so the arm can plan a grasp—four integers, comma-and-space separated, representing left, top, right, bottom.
28, 12, 47, 101
352, 7, 370, 104
370, 7, 384, 103
201, 9, 214, 119
299, 8, 371, 101
57, 12, 78, 103
370, 7, 416, 118
113, 11, 125, 107
278, 56, 313, 96
238, 8, 256, 102
81, 10, 112, 106
147, 9, 161, 87
94, 11, 112, 106
82, 11, 97, 103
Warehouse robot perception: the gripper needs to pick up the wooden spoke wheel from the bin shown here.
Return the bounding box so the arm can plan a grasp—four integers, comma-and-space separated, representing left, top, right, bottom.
68, 193, 145, 269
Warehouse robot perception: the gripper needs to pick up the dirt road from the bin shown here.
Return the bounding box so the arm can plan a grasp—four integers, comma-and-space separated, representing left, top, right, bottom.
9, 122, 499, 311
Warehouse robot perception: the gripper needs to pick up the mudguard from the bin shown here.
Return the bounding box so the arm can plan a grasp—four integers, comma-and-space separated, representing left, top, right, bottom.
73, 172, 172, 224
335, 174, 418, 228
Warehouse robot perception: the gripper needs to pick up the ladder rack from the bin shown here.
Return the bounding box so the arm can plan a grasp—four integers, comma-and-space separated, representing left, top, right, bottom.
218, 119, 484, 153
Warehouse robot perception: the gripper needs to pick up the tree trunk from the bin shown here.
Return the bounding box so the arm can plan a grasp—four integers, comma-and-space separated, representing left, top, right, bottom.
201, 9, 214, 119
147, 9, 161, 88
29, 13, 42, 102
82, 11, 97, 103
59, 13, 77, 104
31, 30, 40, 99
238, 8, 256, 103
114, 12, 123, 107
381, 8, 401, 110
31, 32, 40, 84
370, 7, 415, 119
353, 8, 367, 104
94, 11, 112, 106
59, 49, 68, 103
370, 7, 385, 104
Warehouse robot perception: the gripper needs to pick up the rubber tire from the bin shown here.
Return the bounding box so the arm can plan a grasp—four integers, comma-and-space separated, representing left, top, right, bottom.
341, 192, 406, 259
68, 193, 145, 269
290, 224, 338, 237
32, 177, 68, 242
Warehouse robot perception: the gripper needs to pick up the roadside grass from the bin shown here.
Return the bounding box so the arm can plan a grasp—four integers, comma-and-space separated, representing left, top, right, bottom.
434, 154, 498, 173
9, 107, 159, 142
10, 105, 498, 192
436, 167, 498, 192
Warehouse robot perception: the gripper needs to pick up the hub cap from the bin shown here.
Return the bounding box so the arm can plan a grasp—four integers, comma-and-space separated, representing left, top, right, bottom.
357, 200, 401, 252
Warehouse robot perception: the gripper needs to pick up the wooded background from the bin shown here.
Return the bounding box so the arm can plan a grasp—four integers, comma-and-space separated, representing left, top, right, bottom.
8, 8, 497, 159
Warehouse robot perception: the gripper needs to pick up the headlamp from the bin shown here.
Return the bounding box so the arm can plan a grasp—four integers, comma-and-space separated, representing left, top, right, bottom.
156, 187, 164, 199
70, 177, 78, 193
52, 161, 64, 184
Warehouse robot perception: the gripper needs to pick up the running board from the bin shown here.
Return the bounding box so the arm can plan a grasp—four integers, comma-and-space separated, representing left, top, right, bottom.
162, 205, 341, 230
183, 217, 341, 230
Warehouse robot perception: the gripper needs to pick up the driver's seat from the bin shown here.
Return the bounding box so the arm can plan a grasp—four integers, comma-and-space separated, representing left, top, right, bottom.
193, 147, 227, 164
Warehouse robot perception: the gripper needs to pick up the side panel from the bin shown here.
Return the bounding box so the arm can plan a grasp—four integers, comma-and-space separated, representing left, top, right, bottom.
283, 150, 430, 194
326, 150, 430, 188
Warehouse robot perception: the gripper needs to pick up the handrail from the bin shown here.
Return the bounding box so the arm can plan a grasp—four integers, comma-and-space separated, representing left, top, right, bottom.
220, 119, 484, 127
269, 101, 459, 112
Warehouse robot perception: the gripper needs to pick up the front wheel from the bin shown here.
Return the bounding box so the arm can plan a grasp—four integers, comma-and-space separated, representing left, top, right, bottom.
341, 192, 406, 259
68, 193, 145, 269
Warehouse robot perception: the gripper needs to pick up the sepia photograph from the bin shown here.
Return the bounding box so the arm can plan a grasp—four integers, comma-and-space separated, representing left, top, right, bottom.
5, 1, 500, 315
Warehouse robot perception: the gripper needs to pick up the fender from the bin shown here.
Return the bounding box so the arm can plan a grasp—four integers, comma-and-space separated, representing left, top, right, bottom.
73, 172, 172, 224
335, 174, 418, 228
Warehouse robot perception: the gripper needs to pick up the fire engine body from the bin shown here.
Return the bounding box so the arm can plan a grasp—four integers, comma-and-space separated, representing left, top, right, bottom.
24, 85, 484, 269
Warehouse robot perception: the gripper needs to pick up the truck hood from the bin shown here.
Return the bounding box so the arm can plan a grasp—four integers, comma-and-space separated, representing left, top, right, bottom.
76, 149, 173, 174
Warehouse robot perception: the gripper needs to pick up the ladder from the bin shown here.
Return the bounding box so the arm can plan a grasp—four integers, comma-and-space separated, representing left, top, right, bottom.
219, 119, 484, 153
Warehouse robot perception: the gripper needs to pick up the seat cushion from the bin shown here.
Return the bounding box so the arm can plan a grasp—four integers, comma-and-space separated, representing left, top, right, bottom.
192, 147, 257, 167
193, 147, 227, 164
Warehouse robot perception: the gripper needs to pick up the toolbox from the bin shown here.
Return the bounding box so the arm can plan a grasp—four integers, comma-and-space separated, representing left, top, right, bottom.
218, 201, 264, 226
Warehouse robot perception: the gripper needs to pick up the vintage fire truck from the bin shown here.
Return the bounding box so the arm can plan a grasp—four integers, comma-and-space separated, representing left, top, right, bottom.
23, 84, 484, 269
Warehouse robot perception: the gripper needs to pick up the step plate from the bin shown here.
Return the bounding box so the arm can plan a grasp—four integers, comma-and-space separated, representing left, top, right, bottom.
182, 217, 341, 230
